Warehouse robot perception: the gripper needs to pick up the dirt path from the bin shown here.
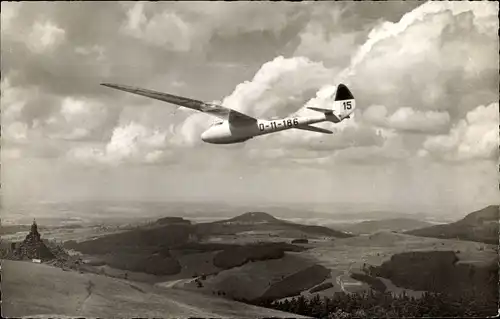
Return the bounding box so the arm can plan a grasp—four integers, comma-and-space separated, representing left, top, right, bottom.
156, 277, 195, 289
76, 280, 94, 313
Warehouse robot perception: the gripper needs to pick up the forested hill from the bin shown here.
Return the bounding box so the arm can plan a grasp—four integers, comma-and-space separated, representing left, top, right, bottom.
405, 205, 499, 244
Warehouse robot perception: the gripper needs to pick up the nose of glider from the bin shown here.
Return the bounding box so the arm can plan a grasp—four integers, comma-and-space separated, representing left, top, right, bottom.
200, 124, 229, 144
201, 129, 213, 143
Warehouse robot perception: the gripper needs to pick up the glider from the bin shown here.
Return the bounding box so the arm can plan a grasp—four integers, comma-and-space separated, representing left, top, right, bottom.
101, 83, 356, 144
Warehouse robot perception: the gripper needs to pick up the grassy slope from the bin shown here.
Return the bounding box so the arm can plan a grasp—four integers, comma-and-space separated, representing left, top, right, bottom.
2, 260, 306, 318
180, 253, 315, 301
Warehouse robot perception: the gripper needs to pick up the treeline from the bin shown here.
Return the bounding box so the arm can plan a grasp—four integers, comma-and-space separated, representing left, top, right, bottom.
405, 205, 499, 245
101, 252, 181, 276
63, 224, 194, 255
213, 242, 306, 269
245, 290, 497, 318
366, 251, 498, 301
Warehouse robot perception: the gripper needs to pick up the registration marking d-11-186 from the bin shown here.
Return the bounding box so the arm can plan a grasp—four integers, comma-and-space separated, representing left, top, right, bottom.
259, 118, 299, 131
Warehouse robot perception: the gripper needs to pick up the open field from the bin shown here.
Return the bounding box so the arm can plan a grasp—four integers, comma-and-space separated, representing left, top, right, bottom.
299, 231, 497, 274
1, 259, 306, 318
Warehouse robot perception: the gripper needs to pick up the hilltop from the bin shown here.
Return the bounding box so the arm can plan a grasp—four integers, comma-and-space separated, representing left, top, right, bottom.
200, 211, 353, 239
221, 212, 282, 224
406, 205, 499, 244
154, 217, 191, 226
1, 260, 304, 318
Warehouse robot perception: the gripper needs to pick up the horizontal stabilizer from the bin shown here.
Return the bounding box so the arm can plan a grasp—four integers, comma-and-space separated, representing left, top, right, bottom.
295, 125, 333, 134
307, 106, 333, 114
307, 107, 341, 123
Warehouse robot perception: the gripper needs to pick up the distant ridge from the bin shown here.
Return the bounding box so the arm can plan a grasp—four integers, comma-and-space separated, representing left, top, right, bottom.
405, 205, 499, 244
210, 212, 353, 238
336, 218, 434, 235
220, 212, 283, 225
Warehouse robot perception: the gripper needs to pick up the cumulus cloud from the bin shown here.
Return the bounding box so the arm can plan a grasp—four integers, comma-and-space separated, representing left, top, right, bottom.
293, 4, 358, 66
2, 77, 115, 144
44, 97, 110, 141
119, 2, 307, 53
421, 102, 499, 161
27, 20, 66, 53
348, 1, 498, 74
121, 3, 193, 52
363, 105, 450, 134
223, 56, 333, 118
67, 122, 170, 164
2, 1, 498, 169
341, 1, 498, 120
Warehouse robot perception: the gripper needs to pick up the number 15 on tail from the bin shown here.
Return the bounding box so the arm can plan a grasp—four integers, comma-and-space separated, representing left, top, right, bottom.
343, 101, 352, 110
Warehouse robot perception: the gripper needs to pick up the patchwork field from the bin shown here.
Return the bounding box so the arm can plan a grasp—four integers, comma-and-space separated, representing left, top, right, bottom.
2, 225, 126, 244
80, 229, 497, 303
299, 231, 496, 273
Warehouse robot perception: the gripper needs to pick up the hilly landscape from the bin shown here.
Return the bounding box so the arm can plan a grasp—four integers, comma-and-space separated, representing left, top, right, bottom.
406, 205, 499, 244
3, 206, 498, 318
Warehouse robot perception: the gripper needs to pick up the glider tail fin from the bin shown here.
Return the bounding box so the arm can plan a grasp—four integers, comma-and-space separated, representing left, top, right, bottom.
333, 83, 356, 121
306, 83, 356, 123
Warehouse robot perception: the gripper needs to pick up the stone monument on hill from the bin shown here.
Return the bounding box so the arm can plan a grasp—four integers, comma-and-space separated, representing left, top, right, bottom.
13, 219, 55, 261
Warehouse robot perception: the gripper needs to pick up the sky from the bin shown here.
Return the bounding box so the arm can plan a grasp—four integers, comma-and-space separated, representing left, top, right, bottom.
1, 1, 499, 215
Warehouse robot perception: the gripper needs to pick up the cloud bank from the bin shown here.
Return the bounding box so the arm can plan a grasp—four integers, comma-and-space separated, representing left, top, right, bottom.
1, 1, 498, 207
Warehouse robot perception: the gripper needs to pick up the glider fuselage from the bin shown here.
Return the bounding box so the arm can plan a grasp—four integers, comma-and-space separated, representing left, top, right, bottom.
201, 113, 339, 144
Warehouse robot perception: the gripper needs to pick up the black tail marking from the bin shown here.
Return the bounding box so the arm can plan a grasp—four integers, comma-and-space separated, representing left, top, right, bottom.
334, 83, 354, 101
